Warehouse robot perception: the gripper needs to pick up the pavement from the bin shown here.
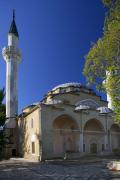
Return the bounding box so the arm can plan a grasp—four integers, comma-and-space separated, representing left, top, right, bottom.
0, 156, 120, 180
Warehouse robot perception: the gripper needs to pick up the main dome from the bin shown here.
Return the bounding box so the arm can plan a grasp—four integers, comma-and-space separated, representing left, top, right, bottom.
52, 82, 82, 90
46, 82, 96, 96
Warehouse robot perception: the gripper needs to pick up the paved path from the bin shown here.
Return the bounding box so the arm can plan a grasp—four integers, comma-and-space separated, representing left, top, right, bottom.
0, 157, 120, 179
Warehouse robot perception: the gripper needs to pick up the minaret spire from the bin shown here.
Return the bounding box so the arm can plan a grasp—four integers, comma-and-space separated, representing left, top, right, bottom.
9, 9, 19, 38
2, 11, 22, 128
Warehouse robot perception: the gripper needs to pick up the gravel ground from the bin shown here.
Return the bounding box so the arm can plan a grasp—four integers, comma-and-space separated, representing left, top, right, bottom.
0, 157, 120, 180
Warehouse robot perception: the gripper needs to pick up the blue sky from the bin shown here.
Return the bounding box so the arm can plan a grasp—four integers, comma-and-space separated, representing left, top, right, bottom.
0, 0, 106, 112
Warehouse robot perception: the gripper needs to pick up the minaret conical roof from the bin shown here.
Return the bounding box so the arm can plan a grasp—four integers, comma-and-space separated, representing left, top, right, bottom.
8, 10, 19, 38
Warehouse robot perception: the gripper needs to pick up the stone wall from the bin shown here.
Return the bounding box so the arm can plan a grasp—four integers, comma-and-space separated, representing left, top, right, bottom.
18, 108, 41, 161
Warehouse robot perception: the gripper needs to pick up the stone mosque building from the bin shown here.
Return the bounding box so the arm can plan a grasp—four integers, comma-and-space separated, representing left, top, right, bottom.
2, 12, 120, 161
17, 83, 120, 161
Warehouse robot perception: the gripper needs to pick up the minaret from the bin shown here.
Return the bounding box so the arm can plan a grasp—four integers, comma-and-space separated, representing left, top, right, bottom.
106, 71, 114, 110
107, 94, 113, 109
2, 11, 22, 128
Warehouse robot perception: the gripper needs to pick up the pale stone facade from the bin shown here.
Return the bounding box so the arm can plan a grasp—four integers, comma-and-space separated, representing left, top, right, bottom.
18, 83, 120, 161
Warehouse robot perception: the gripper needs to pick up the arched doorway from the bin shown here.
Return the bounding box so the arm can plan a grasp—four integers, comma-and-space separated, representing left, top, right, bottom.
53, 115, 79, 156
12, 149, 17, 157
66, 137, 72, 151
84, 119, 104, 154
110, 124, 120, 151
90, 143, 97, 154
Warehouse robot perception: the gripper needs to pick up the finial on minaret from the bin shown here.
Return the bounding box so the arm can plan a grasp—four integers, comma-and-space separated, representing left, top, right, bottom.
13, 9, 15, 21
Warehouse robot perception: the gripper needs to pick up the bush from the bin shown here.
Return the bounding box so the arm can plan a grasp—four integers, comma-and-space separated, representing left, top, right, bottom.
113, 148, 120, 153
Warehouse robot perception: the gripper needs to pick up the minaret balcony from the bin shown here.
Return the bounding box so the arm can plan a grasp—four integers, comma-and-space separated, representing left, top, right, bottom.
2, 46, 22, 62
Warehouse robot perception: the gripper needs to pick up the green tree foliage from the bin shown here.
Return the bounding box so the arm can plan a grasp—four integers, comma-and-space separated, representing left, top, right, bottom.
83, 0, 120, 121
0, 88, 5, 126
0, 88, 6, 158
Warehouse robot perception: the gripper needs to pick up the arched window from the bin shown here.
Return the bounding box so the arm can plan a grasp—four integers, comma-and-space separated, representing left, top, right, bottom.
32, 142, 35, 154
31, 118, 34, 128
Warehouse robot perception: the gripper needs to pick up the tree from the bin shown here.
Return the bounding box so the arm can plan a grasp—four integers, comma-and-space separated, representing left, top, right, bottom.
0, 88, 6, 126
83, 0, 120, 121
0, 88, 6, 158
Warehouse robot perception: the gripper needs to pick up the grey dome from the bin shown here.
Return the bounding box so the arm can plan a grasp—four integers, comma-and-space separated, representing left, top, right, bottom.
52, 82, 82, 91
76, 99, 100, 109
75, 105, 90, 111
97, 107, 112, 114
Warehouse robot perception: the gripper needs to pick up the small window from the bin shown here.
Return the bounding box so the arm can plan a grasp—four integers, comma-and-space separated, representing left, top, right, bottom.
10, 129, 14, 137
83, 144, 85, 152
12, 149, 16, 157
31, 118, 34, 128
32, 142, 35, 154
102, 144, 104, 152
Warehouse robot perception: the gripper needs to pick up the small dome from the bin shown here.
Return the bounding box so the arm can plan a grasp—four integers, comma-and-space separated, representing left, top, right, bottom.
76, 99, 100, 109
97, 106, 112, 114
22, 102, 39, 113
75, 105, 90, 111
45, 99, 63, 105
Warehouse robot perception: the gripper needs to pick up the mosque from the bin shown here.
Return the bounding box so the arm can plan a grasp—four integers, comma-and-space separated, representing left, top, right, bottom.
2, 12, 120, 161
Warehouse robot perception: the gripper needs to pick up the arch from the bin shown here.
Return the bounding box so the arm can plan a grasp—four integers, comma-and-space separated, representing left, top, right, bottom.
53, 114, 79, 130
83, 119, 104, 154
84, 119, 104, 132
53, 114, 79, 156
110, 124, 120, 132
110, 124, 120, 151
